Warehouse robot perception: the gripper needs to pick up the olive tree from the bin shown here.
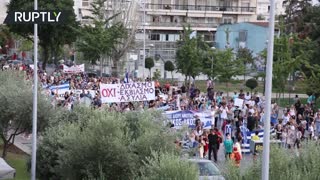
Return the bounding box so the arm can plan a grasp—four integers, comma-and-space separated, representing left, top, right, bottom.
0, 71, 54, 158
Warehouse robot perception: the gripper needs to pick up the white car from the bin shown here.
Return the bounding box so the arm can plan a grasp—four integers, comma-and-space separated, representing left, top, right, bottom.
189, 159, 225, 180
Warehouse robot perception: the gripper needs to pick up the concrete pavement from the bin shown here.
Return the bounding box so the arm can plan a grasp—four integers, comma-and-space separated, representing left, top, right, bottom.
14, 135, 32, 155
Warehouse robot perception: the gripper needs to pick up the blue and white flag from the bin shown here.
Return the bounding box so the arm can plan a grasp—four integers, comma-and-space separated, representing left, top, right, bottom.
48, 83, 70, 91
225, 124, 232, 136
241, 128, 275, 154
124, 71, 129, 83
189, 31, 197, 39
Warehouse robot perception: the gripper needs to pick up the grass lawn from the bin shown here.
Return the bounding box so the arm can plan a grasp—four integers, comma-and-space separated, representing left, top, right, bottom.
273, 98, 320, 109
0, 139, 30, 180
5, 151, 30, 180
162, 79, 308, 95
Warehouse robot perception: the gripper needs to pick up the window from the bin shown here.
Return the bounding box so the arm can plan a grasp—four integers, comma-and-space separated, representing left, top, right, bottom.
204, 34, 213, 41
82, 0, 89, 6
207, 17, 214, 23
150, 34, 160, 40
223, 18, 232, 24
239, 30, 247, 42
268, 6, 270, 12
241, 2, 250, 12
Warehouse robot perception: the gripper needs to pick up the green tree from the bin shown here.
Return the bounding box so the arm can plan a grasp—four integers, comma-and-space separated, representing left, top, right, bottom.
0, 71, 54, 158
108, 0, 139, 76
0, 25, 13, 54
145, 57, 155, 78
176, 26, 205, 85
304, 65, 320, 99
282, 0, 312, 34
201, 47, 218, 80
7, 0, 79, 69
215, 49, 245, 98
272, 34, 292, 99
236, 47, 254, 80
245, 78, 258, 94
76, 0, 127, 76
164, 61, 175, 80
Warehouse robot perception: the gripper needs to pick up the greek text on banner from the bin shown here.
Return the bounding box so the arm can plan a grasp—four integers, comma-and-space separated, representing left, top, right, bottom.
63, 64, 84, 73
100, 82, 155, 103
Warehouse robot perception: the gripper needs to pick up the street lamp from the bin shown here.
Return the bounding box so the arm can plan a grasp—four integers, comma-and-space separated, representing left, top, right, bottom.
31, 0, 38, 179
142, 0, 146, 80
262, 0, 276, 178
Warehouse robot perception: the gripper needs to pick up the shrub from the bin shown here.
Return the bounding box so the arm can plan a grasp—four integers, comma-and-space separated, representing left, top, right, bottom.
223, 142, 320, 180
37, 110, 181, 179
139, 151, 199, 180
245, 78, 258, 93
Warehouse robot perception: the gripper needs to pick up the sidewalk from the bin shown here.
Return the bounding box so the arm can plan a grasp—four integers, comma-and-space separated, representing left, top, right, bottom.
223, 92, 309, 99
14, 135, 32, 155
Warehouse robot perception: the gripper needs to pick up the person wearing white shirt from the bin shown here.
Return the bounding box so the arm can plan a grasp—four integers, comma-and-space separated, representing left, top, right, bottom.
220, 105, 229, 120
248, 106, 255, 115
245, 92, 251, 102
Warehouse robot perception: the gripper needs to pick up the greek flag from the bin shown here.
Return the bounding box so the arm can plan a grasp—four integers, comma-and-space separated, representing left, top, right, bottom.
225, 124, 232, 136
124, 71, 129, 83
189, 31, 197, 39
48, 83, 70, 91
241, 128, 276, 154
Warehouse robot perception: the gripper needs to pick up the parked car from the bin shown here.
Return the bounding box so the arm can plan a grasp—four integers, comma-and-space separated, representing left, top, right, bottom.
188, 159, 225, 180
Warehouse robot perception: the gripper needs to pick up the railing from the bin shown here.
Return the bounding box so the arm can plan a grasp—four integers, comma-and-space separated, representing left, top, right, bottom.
143, 3, 256, 13
138, 21, 219, 28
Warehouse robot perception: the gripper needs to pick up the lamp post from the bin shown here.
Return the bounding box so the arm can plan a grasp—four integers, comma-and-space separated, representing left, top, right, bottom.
31, 0, 38, 179
262, 0, 276, 178
142, 0, 146, 80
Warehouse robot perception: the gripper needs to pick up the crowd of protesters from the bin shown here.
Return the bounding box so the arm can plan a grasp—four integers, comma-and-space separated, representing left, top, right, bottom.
2, 61, 320, 166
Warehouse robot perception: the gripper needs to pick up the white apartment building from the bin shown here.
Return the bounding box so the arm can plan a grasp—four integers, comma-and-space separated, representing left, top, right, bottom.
0, 0, 10, 24
133, 0, 258, 78
256, 0, 286, 21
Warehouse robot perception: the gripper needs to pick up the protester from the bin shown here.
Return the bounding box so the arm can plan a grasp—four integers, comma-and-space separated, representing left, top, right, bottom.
208, 129, 219, 162
230, 147, 242, 167
223, 133, 233, 159
6, 62, 320, 169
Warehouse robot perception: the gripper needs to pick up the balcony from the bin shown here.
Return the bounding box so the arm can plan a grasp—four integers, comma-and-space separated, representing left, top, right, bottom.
143, 3, 256, 14
137, 21, 219, 31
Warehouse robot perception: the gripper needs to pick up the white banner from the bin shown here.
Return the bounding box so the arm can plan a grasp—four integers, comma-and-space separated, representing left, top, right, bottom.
63, 64, 84, 73
54, 89, 96, 99
164, 110, 213, 129
234, 98, 244, 107
100, 82, 155, 103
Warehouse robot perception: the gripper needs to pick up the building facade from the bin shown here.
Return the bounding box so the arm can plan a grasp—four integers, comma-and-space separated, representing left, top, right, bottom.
256, 0, 285, 21
215, 22, 280, 55
133, 0, 258, 78
0, 0, 9, 24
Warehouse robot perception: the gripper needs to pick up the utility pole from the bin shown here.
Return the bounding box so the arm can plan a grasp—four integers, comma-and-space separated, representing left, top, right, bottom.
142, 0, 146, 80
31, 0, 38, 179
262, 0, 276, 178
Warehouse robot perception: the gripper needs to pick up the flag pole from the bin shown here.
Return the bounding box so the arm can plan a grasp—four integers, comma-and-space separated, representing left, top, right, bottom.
262, 0, 276, 178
